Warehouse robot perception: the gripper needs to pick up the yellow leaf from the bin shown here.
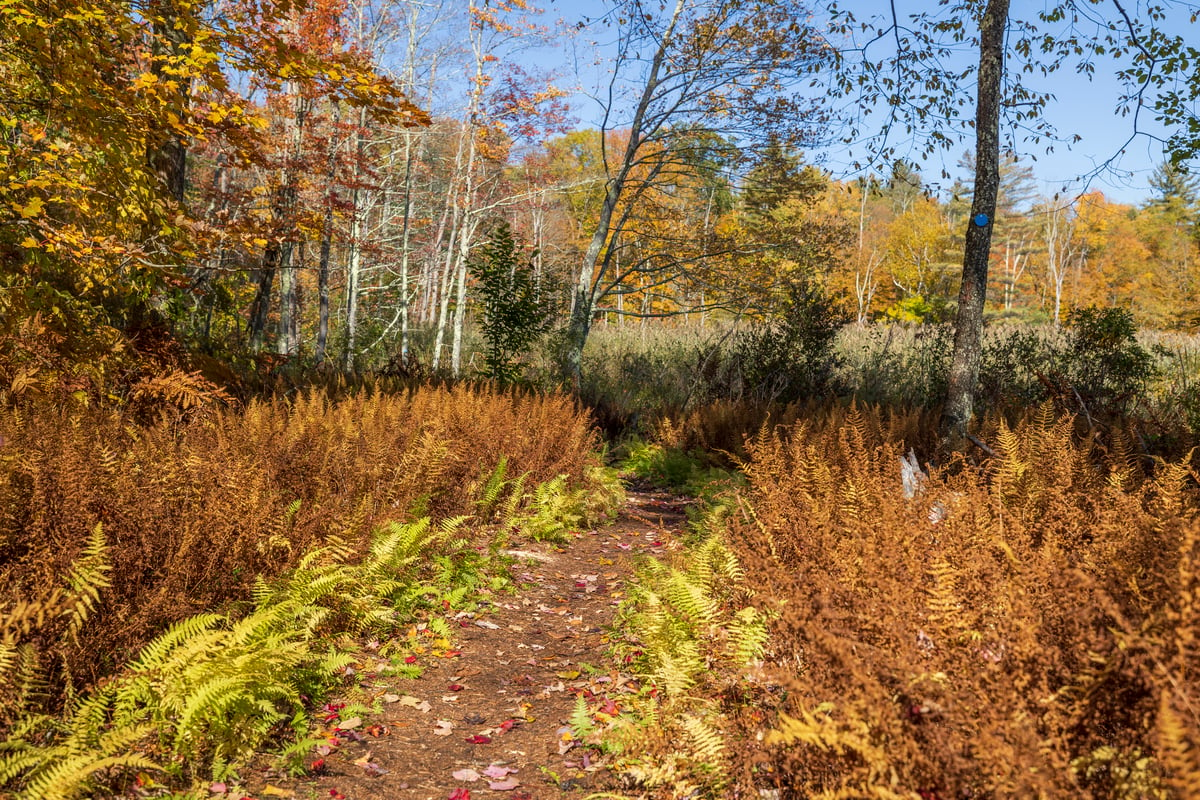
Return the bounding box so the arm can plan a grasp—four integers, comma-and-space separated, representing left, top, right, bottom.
260, 786, 291, 797
15, 197, 43, 218
20, 236, 38, 248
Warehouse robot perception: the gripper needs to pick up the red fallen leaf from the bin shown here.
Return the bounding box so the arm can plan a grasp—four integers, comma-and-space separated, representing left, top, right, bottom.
448, 789, 471, 800
365, 724, 388, 737
310, 758, 327, 774
600, 698, 619, 715
488, 779, 520, 791
465, 734, 492, 744
404, 655, 418, 664
448, 683, 465, 691
498, 718, 516, 733
444, 649, 462, 658
329, 790, 346, 800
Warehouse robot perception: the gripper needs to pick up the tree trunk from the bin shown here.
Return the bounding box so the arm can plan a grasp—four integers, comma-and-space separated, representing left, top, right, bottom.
276, 241, 298, 356
342, 110, 368, 372
939, 0, 1010, 449
561, 0, 687, 390
249, 245, 278, 352
315, 104, 341, 365
147, 0, 191, 204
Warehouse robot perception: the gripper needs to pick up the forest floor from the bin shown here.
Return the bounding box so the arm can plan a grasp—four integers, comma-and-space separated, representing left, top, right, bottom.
244, 487, 691, 800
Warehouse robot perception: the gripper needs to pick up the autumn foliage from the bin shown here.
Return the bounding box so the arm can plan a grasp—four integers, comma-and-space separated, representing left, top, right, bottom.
706, 406, 1200, 798
0, 385, 596, 701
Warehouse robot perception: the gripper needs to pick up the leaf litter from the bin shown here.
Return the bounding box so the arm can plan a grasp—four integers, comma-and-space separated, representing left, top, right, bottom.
242, 488, 687, 800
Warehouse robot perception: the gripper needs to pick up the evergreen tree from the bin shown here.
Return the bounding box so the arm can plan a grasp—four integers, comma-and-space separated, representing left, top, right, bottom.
1148, 159, 1200, 226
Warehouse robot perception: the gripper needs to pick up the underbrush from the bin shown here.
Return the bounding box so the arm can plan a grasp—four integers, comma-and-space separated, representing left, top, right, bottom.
609, 404, 1199, 798
573, 315, 1200, 448
0, 384, 623, 798
0, 385, 597, 702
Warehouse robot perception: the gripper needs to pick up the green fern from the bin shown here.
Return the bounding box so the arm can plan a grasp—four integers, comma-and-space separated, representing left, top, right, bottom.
62, 524, 111, 641
569, 695, 597, 739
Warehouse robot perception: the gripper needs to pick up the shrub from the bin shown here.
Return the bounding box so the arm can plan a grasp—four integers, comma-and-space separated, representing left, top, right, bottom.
1059, 306, 1158, 420
726, 279, 847, 404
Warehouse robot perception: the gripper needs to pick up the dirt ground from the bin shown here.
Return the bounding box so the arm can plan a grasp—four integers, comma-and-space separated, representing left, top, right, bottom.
241, 487, 690, 800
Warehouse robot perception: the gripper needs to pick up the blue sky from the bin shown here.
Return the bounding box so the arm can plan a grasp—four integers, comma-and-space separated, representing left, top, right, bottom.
530, 0, 1198, 205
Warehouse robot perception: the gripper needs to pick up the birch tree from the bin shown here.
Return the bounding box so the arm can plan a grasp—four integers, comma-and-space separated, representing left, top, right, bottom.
559, 0, 827, 388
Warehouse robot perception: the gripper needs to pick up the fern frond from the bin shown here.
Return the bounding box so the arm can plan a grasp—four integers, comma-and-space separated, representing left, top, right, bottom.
20, 752, 160, 800
131, 614, 225, 671
680, 713, 725, 765
727, 607, 769, 665
63, 523, 111, 639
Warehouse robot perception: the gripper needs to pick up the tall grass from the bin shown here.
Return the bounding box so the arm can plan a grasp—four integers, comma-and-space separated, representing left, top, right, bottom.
568, 319, 1200, 446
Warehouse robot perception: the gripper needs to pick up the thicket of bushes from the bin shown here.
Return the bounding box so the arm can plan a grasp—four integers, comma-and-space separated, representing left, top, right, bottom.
573, 309, 1200, 450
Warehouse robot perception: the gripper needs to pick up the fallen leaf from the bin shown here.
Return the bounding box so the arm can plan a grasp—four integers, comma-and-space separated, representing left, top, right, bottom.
448, 683, 465, 691
452, 768, 481, 782
488, 779, 520, 791
448, 789, 471, 800
434, 719, 455, 736
557, 670, 581, 680
209, 783, 227, 794
476, 620, 501, 629
337, 717, 362, 730
482, 764, 518, 779
382, 693, 401, 703
353, 752, 389, 776
261, 786, 291, 797
466, 734, 492, 744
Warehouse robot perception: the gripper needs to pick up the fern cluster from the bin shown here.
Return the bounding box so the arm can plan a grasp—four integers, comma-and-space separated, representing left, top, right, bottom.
0, 513, 484, 798
607, 524, 768, 798
0, 384, 597, 701
726, 404, 1200, 799
475, 457, 625, 543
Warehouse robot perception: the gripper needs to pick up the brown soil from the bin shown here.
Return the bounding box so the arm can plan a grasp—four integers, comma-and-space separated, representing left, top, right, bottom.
242, 487, 690, 800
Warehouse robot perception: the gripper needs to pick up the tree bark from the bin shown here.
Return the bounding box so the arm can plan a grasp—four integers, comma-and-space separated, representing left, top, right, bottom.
561, 0, 687, 391
939, 0, 1010, 450
249, 244, 277, 352
316, 104, 341, 365
276, 241, 299, 356
147, 0, 191, 204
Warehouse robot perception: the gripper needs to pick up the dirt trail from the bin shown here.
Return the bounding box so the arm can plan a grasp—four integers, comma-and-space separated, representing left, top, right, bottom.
246, 487, 689, 800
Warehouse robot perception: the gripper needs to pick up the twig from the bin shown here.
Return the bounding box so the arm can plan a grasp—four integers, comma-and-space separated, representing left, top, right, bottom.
966, 433, 997, 458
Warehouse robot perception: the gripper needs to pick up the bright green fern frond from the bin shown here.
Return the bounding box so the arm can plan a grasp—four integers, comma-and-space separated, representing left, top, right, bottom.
663, 571, 719, 625
476, 457, 509, 518
131, 614, 225, 671
569, 694, 596, 739
63, 523, 111, 639
19, 752, 160, 800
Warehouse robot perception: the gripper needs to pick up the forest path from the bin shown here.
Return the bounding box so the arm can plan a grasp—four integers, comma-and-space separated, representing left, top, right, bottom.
247, 487, 690, 800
